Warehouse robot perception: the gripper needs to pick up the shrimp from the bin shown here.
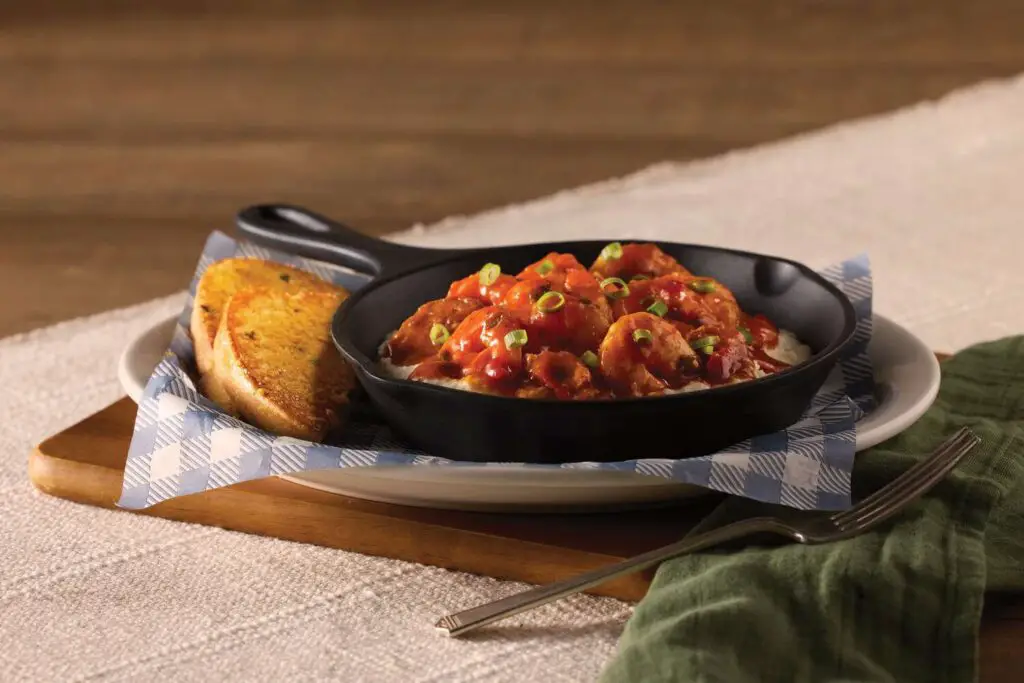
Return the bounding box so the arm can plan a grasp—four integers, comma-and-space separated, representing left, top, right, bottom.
516, 252, 587, 279
447, 271, 517, 305
605, 275, 706, 324
683, 275, 741, 329
525, 293, 611, 355
503, 272, 611, 321
383, 297, 484, 366
591, 243, 690, 281
463, 343, 526, 393
439, 305, 526, 364
598, 312, 699, 396
679, 323, 758, 383
519, 350, 601, 400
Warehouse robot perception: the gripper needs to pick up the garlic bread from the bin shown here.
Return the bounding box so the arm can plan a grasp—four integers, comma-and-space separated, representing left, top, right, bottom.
190, 258, 339, 376
211, 287, 354, 441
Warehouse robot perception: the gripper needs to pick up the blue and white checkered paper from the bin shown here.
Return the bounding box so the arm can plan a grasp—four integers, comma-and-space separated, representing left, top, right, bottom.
118, 231, 873, 511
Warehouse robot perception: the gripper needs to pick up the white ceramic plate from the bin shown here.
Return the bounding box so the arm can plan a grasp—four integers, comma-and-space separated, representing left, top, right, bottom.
118, 314, 940, 512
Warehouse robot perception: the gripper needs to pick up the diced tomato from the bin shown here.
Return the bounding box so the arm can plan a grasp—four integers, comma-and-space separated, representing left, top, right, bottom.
744, 313, 780, 348
705, 338, 753, 383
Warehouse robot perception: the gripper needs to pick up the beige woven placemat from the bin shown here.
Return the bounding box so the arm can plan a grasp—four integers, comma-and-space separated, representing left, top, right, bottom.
3, 75, 1023, 682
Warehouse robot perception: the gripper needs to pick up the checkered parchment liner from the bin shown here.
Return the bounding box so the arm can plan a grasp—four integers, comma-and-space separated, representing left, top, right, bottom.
118, 231, 873, 511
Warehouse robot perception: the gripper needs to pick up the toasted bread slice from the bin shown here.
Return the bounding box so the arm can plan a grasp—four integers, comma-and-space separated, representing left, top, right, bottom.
190, 258, 339, 376
199, 373, 238, 415
211, 287, 355, 440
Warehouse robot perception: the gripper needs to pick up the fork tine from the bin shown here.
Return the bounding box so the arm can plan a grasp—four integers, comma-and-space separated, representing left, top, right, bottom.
833, 428, 979, 532
831, 428, 968, 525
831, 428, 975, 527
831, 428, 974, 528
842, 434, 978, 531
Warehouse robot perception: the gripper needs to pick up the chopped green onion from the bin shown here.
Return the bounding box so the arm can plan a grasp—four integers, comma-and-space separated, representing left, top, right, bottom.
580, 350, 599, 368
739, 326, 753, 344
429, 323, 450, 347
600, 242, 623, 261
702, 346, 714, 355
688, 279, 717, 294
504, 329, 528, 350
536, 260, 555, 276
478, 262, 501, 286
632, 329, 654, 344
630, 274, 651, 281
691, 335, 720, 351
535, 290, 566, 313
600, 277, 630, 299
646, 299, 669, 317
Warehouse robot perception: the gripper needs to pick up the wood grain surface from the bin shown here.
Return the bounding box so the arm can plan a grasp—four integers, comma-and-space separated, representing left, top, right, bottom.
3, 1, 1024, 336
27, 395, 1024, 681
28, 397, 721, 603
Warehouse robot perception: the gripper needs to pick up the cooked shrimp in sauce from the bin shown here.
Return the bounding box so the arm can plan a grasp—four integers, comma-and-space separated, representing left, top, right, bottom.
381, 242, 811, 398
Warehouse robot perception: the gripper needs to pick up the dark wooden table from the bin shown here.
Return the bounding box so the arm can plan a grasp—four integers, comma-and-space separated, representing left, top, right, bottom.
4, 1, 1024, 338
2, 2, 1023, 679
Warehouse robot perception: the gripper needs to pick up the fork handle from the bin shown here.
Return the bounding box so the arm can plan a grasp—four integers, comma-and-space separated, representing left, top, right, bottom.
435, 516, 783, 637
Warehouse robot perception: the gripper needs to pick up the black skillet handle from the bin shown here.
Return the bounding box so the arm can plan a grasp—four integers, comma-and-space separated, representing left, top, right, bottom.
236, 204, 459, 278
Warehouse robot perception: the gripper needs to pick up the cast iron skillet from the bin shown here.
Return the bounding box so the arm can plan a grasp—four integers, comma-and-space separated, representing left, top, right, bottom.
236, 204, 857, 464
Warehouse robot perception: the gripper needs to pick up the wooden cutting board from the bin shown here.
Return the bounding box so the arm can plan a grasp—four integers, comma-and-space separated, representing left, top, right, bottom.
28, 397, 726, 602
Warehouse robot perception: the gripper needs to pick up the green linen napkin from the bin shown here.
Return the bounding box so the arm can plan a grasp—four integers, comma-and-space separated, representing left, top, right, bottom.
601, 336, 1024, 683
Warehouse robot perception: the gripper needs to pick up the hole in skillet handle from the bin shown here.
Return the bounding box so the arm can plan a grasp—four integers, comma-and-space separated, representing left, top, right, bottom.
234, 203, 458, 279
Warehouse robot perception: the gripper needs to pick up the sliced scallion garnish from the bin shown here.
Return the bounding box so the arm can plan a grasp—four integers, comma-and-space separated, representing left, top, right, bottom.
691, 335, 719, 350
536, 260, 555, 276
632, 329, 653, 344
478, 263, 501, 286
739, 326, 753, 344
535, 290, 566, 313
600, 242, 623, 261
580, 350, 599, 368
504, 329, 528, 350
600, 277, 630, 299
646, 299, 669, 317
688, 279, 716, 294
429, 323, 450, 347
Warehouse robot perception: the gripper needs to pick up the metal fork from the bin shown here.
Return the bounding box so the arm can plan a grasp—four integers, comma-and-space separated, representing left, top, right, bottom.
436, 427, 980, 637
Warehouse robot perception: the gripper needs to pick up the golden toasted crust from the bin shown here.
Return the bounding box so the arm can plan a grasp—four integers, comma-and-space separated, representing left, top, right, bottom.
199, 372, 237, 415
190, 258, 338, 375
211, 287, 354, 440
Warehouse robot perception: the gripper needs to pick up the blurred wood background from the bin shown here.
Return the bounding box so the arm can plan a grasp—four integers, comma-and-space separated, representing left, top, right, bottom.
2, 0, 1024, 337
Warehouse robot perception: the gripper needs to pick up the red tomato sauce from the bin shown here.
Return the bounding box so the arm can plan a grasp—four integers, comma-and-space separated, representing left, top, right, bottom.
383, 243, 794, 398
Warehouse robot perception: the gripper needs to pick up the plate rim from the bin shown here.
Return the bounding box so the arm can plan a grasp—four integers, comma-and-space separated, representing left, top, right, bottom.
853, 315, 941, 450
116, 312, 941, 509
117, 311, 940, 452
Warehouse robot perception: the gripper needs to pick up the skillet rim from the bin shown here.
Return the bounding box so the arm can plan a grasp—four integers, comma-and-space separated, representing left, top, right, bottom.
331, 239, 858, 407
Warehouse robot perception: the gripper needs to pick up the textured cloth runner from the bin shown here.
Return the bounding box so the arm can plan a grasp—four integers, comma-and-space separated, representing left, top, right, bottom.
3, 75, 1024, 681
601, 336, 1024, 683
